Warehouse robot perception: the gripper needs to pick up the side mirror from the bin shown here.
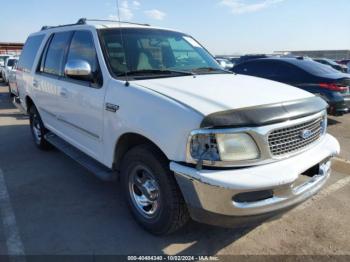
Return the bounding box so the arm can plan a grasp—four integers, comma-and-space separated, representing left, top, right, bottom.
64, 59, 92, 81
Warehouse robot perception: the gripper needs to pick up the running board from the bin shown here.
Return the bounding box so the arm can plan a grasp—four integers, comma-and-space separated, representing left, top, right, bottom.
45, 133, 117, 181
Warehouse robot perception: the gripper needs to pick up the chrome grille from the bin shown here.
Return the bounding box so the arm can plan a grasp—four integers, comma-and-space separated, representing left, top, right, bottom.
268, 116, 324, 157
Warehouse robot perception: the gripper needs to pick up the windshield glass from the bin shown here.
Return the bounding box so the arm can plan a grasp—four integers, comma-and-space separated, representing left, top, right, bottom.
99, 28, 224, 79
0, 56, 9, 67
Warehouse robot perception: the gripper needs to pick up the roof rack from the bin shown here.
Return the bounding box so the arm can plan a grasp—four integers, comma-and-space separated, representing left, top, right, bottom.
80, 18, 150, 27
40, 18, 86, 31
40, 18, 150, 31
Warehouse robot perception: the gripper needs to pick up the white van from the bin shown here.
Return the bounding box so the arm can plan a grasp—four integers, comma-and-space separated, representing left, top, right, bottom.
15, 19, 340, 235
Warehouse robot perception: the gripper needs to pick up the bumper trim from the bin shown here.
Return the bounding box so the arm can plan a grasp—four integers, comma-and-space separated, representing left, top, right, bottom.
172, 134, 339, 219
230, 160, 330, 215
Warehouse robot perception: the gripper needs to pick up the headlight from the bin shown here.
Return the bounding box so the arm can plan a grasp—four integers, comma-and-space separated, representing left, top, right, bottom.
189, 132, 260, 164
216, 133, 260, 161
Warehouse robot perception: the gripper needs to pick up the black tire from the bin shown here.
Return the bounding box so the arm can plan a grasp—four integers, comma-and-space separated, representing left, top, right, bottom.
120, 144, 189, 235
29, 105, 52, 150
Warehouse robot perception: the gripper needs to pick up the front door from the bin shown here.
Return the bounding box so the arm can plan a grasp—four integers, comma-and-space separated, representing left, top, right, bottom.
56, 30, 105, 162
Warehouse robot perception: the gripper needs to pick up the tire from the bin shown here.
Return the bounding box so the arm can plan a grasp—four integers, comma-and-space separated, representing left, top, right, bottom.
120, 144, 189, 235
29, 105, 52, 150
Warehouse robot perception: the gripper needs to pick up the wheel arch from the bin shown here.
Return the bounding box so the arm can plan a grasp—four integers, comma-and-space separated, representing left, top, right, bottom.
113, 132, 169, 172
25, 95, 35, 113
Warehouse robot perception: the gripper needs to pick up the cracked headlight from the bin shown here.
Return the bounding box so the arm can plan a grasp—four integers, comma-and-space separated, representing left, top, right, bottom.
188, 132, 260, 164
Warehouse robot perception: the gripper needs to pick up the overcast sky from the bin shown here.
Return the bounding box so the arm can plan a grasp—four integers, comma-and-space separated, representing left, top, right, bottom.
1, 0, 350, 55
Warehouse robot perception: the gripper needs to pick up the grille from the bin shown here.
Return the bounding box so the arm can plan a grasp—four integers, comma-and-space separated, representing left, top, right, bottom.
268, 117, 324, 157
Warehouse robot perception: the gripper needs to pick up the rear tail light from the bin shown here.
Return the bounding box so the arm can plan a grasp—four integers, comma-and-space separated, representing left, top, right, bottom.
319, 83, 349, 92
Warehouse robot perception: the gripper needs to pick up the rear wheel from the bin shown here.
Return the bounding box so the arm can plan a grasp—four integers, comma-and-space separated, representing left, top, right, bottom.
120, 144, 189, 235
29, 105, 52, 150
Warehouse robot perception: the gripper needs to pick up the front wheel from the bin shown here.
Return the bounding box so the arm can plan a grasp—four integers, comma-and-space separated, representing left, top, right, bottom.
29, 105, 52, 150
120, 144, 189, 235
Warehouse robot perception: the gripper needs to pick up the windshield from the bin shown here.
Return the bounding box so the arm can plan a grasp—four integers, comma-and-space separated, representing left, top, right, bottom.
99, 28, 224, 79
0, 56, 9, 67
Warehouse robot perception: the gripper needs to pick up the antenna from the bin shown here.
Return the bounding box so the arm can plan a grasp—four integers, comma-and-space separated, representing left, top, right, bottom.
116, 0, 130, 86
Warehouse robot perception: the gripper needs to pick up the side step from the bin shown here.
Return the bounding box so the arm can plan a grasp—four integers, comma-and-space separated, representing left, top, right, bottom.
45, 133, 117, 181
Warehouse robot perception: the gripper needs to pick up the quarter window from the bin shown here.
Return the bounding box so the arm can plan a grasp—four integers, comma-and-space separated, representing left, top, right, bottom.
17, 35, 45, 72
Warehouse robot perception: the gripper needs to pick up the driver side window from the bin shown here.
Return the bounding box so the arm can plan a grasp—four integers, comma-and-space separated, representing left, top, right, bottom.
67, 31, 98, 74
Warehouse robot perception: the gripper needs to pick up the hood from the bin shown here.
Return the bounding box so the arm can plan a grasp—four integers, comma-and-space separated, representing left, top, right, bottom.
135, 74, 314, 116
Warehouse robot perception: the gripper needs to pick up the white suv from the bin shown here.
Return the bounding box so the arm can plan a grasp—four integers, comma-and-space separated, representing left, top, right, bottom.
15, 19, 340, 235
2, 56, 18, 84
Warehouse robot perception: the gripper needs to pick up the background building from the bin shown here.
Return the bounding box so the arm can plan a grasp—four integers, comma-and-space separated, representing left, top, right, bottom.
0, 42, 23, 55
274, 50, 350, 60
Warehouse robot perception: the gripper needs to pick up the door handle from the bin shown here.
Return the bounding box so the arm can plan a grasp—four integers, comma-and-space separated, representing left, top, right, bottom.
33, 80, 39, 87
59, 88, 68, 97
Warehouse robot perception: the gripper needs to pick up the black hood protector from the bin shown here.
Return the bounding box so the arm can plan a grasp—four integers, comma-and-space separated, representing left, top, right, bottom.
200, 96, 328, 128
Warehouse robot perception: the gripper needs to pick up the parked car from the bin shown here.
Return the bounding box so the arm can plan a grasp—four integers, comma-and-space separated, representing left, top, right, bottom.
15, 19, 339, 235
0, 54, 11, 80
8, 59, 18, 96
226, 56, 240, 65
2, 57, 18, 83
338, 60, 350, 73
232, 58, 350, 115
216, 58, 234, 70
336, 59, 350, 66
313, 58, 347, 73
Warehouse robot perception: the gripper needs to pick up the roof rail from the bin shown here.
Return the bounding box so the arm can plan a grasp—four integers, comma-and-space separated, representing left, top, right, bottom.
82, 18, 150, 27
40, 18, 86, 31
40, 18, 150, 31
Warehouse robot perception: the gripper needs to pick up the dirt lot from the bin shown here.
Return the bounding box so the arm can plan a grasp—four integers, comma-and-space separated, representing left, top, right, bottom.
0, 84, 349, 258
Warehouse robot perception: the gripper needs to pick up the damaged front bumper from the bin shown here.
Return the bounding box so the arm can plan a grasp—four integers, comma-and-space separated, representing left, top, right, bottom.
171, 134, 340, 227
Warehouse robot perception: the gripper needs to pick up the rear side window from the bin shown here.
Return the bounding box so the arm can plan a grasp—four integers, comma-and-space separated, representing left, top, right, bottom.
295, 60, 340, 76
274, 63, 304, 77
42, 31, 72, 76
234, 61, 272, 76
66, 31, 99, 74
17, 35, 45, 72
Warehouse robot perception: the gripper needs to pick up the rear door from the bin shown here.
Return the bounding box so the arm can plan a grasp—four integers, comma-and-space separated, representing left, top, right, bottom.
56, 30, 105, 161
35, 31, 73, 131
271, 62, 309, 86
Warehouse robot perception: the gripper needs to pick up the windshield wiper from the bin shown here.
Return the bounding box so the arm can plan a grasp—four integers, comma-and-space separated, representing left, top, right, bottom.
117, 69, 194, 77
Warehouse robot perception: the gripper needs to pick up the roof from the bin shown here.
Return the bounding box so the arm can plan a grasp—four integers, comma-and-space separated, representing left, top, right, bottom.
241, 57, 315, 66
29, 18, 182, 38
0, 42, 24, 47
39, 18, 172, 31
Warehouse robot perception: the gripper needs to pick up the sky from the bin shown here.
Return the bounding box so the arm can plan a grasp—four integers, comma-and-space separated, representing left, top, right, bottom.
1, 0, 350, 55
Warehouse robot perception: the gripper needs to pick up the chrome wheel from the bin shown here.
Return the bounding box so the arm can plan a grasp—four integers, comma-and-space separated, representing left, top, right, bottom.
31, 112, 42, 144
128, 164, 161, 218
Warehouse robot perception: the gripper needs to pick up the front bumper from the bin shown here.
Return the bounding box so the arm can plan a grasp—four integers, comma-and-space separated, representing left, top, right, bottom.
171, 134, 340, 226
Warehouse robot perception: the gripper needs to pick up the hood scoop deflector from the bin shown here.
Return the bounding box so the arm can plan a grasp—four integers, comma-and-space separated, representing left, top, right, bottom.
200, 96, 328, 128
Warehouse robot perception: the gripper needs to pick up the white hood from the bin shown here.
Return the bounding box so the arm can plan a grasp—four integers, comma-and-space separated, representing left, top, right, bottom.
135, 74, 314, 116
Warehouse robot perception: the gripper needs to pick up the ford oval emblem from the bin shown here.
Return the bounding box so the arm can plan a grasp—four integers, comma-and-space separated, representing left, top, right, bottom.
300, 129, 313, 139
